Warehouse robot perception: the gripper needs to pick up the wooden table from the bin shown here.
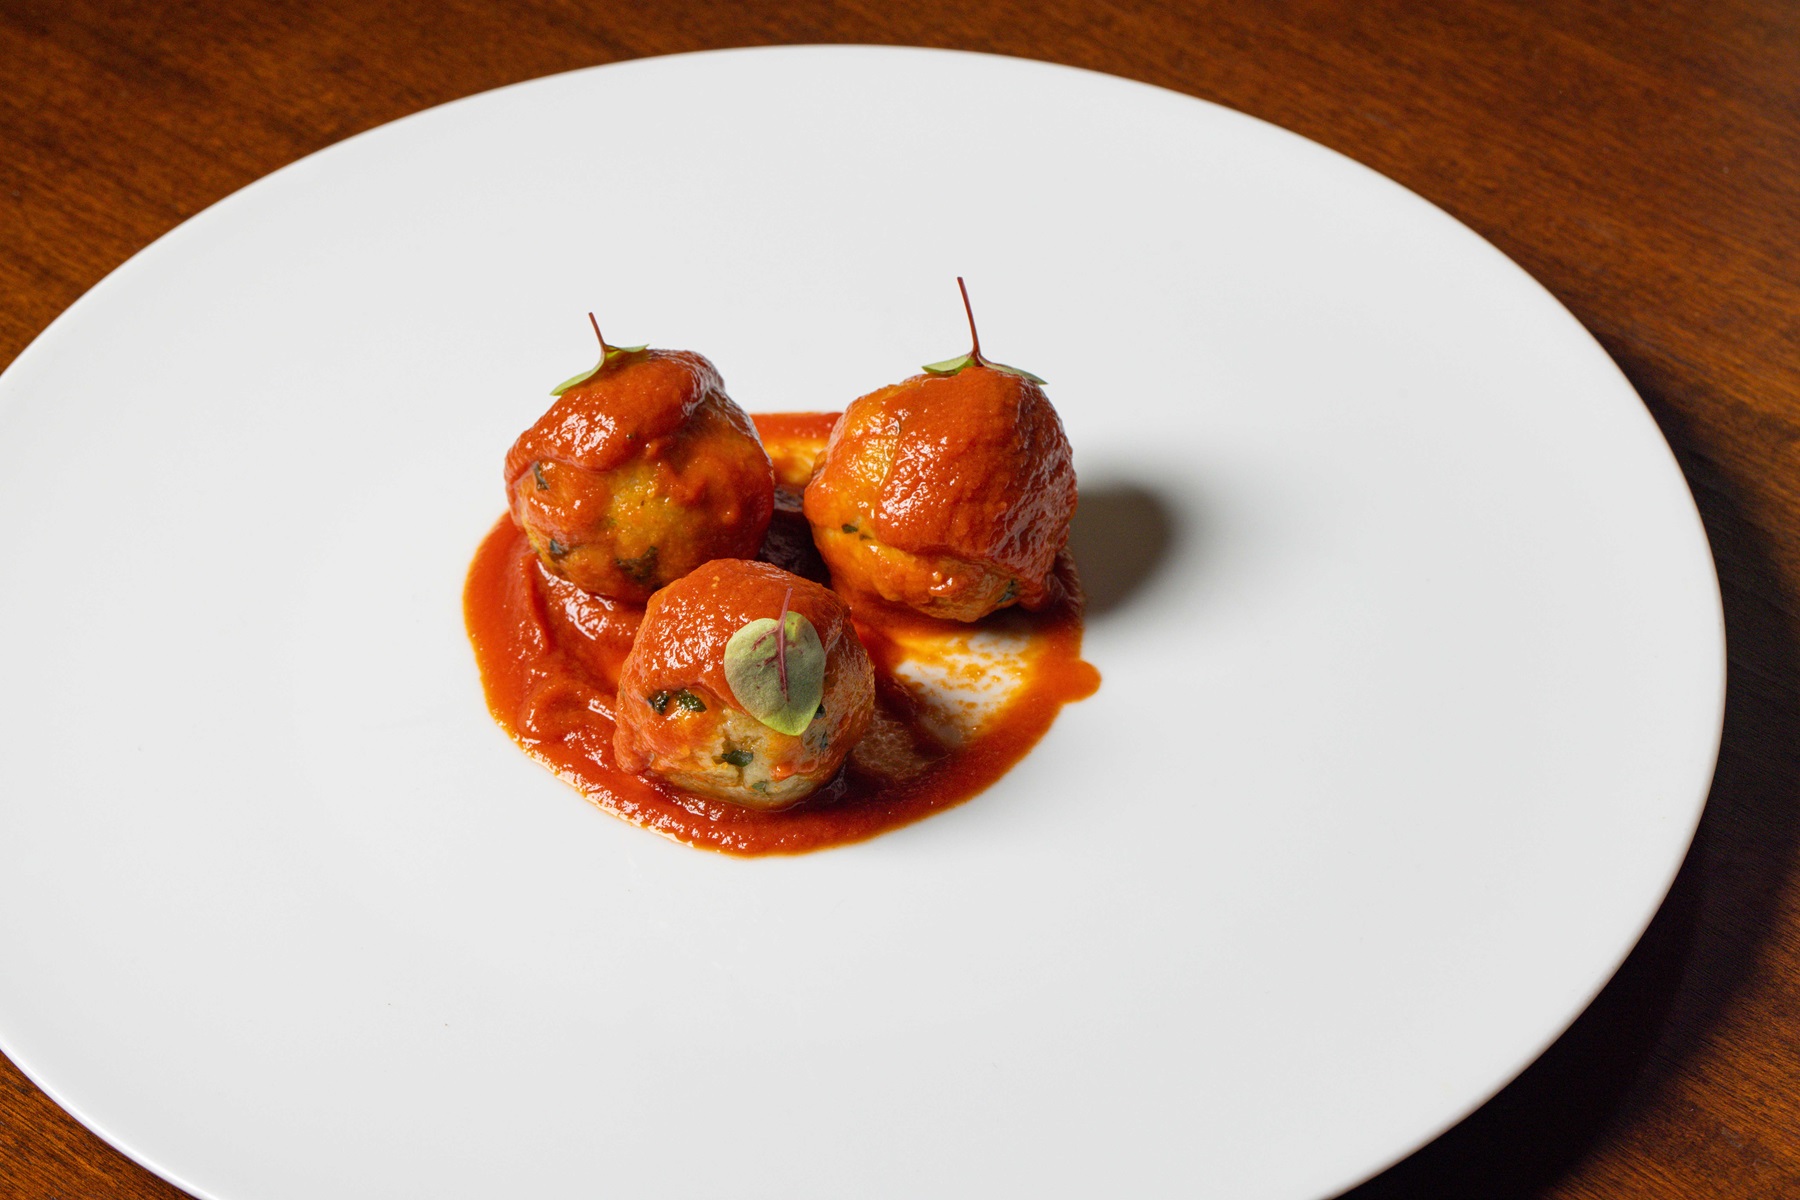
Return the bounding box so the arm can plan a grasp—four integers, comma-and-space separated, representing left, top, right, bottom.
2, 1, 1795, 1195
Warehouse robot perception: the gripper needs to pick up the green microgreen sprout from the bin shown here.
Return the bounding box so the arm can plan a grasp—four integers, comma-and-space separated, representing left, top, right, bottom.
921, 277, 1046, 384
551, 312, 649, 396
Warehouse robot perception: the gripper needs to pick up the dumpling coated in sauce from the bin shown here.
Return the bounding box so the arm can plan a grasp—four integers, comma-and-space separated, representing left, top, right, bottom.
506, 348, 774, 603
613, 559, 875, 809
802, 362, 1077, 621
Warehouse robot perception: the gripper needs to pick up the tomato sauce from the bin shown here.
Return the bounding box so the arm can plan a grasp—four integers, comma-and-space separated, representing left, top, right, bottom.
463, 412, 1099, 856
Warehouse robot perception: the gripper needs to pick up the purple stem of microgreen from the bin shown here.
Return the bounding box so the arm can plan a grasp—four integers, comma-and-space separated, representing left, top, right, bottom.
775, 586, 793, 700
956, 276, 985, 366
587, 311, 611, 355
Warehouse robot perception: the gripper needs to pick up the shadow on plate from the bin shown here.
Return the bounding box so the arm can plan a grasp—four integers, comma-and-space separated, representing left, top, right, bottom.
1066, 480, 1184, 617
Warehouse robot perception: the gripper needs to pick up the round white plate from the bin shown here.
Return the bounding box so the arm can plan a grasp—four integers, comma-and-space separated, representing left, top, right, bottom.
0, 46, 1723, 1200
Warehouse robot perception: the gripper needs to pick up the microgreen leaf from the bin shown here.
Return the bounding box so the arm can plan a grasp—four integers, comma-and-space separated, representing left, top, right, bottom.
723, 610, 826, 736
922, 352, 976, 376
921, 278, 1046, 383
920, 353, 1045, 384
987, 360, 1048, 385
550, 344, 649, 397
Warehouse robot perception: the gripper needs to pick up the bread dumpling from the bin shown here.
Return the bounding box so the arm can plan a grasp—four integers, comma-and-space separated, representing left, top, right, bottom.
506, 327, 774, 602
613, 560, 874, 808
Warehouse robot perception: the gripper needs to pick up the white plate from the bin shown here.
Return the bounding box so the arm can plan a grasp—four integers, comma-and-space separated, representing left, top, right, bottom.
0, 46, 1723, 1200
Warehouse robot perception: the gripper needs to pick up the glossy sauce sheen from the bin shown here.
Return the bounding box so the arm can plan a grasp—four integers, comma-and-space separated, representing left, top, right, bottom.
464, 411, 1099, 855
504, 350, 722, 480
828, 368, 1075, 579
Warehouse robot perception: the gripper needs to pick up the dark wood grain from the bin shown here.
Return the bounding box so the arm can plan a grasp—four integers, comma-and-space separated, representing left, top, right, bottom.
2, 1, 1796, 1196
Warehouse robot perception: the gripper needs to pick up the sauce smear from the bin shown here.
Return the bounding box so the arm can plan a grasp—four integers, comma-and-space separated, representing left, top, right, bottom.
463, 412, 1099, 855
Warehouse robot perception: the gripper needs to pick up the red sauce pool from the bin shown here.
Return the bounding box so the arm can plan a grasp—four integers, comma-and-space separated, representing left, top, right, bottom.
463, 412, 1099, 855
